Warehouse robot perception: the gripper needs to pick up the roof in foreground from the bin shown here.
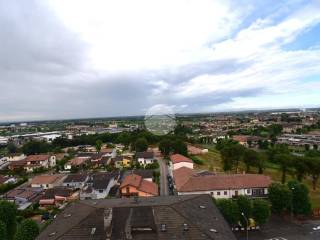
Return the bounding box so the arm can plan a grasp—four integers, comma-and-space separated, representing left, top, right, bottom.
37, 195, 236, 240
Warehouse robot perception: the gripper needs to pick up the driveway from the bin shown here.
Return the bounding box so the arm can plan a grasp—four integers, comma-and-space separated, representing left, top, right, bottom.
157, 157, 169, 196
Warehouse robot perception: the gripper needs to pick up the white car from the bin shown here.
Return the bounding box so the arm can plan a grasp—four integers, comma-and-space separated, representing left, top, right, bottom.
312, 225, 320, 231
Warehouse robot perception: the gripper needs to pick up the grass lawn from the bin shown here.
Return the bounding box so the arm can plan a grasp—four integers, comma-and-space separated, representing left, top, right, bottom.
193, 144, 320, 210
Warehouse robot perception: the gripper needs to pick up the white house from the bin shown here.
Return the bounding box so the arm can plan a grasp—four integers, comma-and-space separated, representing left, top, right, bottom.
173, 167, 271, 199
170, 154, 194, 170
136, 152, 155, 166
62, 174, 89, 189
80, 172, 120, 200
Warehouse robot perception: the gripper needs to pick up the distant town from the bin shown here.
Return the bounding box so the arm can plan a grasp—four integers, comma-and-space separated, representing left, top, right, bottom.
0, 108, 320, 240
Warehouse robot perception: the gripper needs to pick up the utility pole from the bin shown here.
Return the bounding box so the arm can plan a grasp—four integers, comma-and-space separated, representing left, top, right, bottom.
241, 212, 249, 240
291, 187, 295, 222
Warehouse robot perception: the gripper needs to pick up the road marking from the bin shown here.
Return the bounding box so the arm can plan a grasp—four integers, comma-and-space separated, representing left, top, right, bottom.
265, 237, 287, 240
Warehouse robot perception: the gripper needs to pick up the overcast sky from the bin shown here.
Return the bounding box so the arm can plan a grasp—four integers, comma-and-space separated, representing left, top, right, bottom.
0, 0, 320, 122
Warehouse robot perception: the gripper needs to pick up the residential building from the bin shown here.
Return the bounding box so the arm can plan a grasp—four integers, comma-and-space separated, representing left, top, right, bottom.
62, 174, 89, 189
113, 156, 132, 168
173, 167, 271, 199
0, 175, 17, 185
3, 187, 43, 210
80, 172, 120, 200
136, 151, 155, 166
277, 134, 320, 149
187, 145, 208, 155
100, 148, 117, 158
170, 154, 194, 170
6, 153, 26, 162
8, 159, 26, 171
232, 135, 264, 147
64, 157, 90, 170
37, 195, 236, 240
31, 175, 65, 190
24, 154, 56, 172
120, 174, 158, 197
129, 169, 154, 182
39, 187, 76, 207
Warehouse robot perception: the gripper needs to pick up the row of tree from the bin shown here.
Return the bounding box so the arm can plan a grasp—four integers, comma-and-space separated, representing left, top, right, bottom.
216, 196, 270, 226
216, 139, 266, 173
268, 181, 312, 216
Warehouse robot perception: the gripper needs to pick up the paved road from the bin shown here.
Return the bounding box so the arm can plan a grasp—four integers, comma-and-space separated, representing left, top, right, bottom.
157, 157, 169, 196
235, 216, 320, 240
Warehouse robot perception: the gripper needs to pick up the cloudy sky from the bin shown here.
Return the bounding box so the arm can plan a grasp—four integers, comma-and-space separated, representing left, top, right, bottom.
0, 0, 320, 121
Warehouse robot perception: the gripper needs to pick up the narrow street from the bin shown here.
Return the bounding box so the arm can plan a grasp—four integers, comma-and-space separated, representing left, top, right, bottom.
157, 157, 169, 196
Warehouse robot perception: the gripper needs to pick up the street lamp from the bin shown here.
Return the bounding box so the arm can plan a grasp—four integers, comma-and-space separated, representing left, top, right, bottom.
291, 187, 295, 222
241, 212, 249, 240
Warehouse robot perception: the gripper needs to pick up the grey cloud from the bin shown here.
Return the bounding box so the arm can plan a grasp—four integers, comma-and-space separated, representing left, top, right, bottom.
0, 0, 287, 122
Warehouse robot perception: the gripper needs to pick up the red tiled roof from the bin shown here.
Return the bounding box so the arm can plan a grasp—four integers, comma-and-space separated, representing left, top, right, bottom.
173, 167, 194, 190
9, 159, 26, 167
232, 135, 248, 142
120, 174, 158, 196
26, 155, 50, 162
139, 179, 158, 196
120, 174, 142, 189
31, 175, 61, 185
69, 157, 88, 166
174, 170, 272, 192
170, 154, 193, 164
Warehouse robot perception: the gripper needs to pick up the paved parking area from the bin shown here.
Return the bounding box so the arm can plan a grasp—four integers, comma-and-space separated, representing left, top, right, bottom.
235, 216, 320, 240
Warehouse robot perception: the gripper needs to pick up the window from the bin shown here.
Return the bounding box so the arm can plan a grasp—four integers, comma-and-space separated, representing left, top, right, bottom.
217, 192, 220, 196
126, 187, 130, 193
235, 190, 238, 196
224, 191, 227, 195
246, 189, 251, 194
99, 189, 103, 193
210, 192, 214, 196
252, 188, 265, 196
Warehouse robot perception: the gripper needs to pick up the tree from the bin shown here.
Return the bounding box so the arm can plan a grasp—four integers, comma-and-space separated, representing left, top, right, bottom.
216, 199, 240, 225
292, 156, 308, 182
135, 138, 148, 152
243, 149, 259, 172
237, 196, 252, 220
115, 133, 131, 147
7, 142, 17, 154
159, 139, 173, 157
220, 144, 245, 172
268, 183, 292, 214
0, 201, 17, 239
305, 157, 320, 190
255, 153, 267, 174
95, 140, 103, 152
0, 220, 7, 240
172, 140, 188, 156
252, 199, 270, 225
267, 144, 290, 162
288, 180, 311, 216
274, 154, 292, 183
15, 219, 39, 240
21, 140, 53, 155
